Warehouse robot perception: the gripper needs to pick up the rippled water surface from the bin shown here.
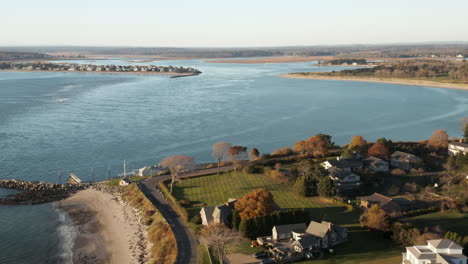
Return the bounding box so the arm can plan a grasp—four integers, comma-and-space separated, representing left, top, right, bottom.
0, 59, 467, 262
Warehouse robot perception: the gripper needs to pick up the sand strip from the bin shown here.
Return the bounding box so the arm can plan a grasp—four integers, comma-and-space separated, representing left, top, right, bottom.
56, 188, 148, 264
279, 73, 468, 91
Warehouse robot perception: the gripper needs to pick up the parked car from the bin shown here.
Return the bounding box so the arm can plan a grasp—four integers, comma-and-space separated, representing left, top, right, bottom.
254, 251, 268, 259
261, 259, 277, 264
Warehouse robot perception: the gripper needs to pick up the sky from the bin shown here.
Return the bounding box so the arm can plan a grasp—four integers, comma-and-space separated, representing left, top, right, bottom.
2, 0, 468, 47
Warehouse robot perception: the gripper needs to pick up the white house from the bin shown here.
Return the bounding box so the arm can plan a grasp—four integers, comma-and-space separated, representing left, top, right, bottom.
448, 142, 468, 156
402, 239, 467, 264
272, 223, 307, 241
119, 178, 133, 186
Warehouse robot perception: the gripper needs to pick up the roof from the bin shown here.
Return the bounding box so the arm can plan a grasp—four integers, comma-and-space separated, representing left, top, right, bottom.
294, 234, 319, 248
213, 204, 232, 221
362, 156, 388, 166
326, 159, 363, 168
427, 239, 464, 250
306, 221, 347, 238
273, 223, 307, 234
200, 206, 215, 224
449, 142, 468, 148
391, 151, 422, 162
358, 193, 393, 206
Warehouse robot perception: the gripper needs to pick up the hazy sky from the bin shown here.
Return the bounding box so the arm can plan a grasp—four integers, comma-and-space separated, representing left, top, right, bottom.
2, 0, 468, 47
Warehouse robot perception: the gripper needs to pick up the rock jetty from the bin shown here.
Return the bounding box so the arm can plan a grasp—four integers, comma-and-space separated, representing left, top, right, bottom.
0, 179, 86, 205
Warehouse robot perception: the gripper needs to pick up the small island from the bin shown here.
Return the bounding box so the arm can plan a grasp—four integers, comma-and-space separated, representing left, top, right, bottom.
281, 59, 468, 90
0, 62, 202, 76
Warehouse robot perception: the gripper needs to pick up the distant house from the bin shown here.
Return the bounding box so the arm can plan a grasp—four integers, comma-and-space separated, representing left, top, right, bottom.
358, 193, 401, 214
119, 178, 133, 186
448, 142, 468, 156
272, 223, 307, 241
322, 158, 363, 172
200, 198, 237, 226
390, 151, 423, 170
292, 221, 348, 252
402, 239, 467, 264
329, 170, 361, 191
363, 156, 389, 172
457, 54, 464, 58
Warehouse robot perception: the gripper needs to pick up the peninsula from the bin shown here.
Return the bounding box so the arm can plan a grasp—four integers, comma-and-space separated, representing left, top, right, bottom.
281, 59, 468, 90
0, 62, 202, 76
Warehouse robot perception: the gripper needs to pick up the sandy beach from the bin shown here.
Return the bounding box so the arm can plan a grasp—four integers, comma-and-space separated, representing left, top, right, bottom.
280, 73, 468, 91
206, 56, 334, 64
57, 188, 148, 264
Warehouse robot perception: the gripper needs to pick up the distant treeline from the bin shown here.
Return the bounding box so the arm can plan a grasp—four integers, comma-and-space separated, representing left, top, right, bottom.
326, 58, 367, 65
0, 51, 51, 61
2, 43, 468, 59
323, 60, 468, 82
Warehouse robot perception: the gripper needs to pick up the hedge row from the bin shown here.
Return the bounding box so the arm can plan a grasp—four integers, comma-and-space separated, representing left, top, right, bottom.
403, 207, 438, 217
159, 179, 190, 222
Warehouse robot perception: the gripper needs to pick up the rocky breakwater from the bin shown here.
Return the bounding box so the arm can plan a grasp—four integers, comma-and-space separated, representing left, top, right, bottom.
0, 179, 86, 205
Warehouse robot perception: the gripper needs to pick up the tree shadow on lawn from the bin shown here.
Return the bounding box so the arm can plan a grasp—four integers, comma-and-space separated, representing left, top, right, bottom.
301, 206, 361, 226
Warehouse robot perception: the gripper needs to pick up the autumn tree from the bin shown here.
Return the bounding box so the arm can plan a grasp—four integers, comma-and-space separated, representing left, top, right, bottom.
348, 135, 368, 155
234, 188, 276, 219
460, 117, 468, 140
360, 204, 391, 232
428, 129, 449, 149
315, 133, 334, 148
212, 142, 232, 174
227, 145, 248, 171
249, 148, 260, 160
368, 142, 391, 160
160, 155, 195, 194
293, 136, 329, 158
200, 223, 242, 264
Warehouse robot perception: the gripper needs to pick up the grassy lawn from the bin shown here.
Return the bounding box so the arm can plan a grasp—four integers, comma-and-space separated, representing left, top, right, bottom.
298, 225, 403, 264
405, 211, 468, 236
172, 171, 353, 223
198, 244, 212, 264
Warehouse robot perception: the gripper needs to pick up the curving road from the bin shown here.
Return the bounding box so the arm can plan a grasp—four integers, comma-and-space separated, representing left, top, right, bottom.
138, 167, 232, 264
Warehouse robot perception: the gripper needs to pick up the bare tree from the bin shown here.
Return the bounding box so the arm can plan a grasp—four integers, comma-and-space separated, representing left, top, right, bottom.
200, 223, 242, 264
160, 155, 195, 194
212, 142, 232, 174
227, 146, 248, 171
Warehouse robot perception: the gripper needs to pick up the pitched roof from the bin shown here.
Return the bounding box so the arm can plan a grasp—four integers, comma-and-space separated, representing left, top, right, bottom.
327, 159, 363, 168
306, 221, 331, 238
200, 206, 215, 224
391, 151, 421, 162
358, 193, 393, 206
273, 223, 307, 234
363, 156, 388, 166
427, 239, 464, 250
294, 234, 319, 248
449, 142, 468, 148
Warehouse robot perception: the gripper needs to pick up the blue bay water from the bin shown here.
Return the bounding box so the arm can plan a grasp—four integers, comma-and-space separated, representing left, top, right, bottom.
0, 59, 467, 262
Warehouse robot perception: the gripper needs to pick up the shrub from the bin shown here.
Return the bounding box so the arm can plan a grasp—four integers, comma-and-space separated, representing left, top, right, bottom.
243, 164, 263, 174
190, 215, 202, 225
391, 168, 406, 175
179, 199, 191, 207
271, 147, 293, 156
205, 163, 217, 169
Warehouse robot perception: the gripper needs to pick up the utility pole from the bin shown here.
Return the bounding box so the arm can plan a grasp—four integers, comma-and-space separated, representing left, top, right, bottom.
91, 167, 95, 183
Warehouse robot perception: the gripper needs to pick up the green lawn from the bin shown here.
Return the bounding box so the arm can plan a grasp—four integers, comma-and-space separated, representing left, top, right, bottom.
406, 211, 468, 236
173, 171, 404, 263
198, 244, 212, 264
173, 171, 353, 223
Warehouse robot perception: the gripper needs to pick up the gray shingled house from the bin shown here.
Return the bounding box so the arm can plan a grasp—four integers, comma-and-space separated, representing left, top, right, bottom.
200, 198, 237, 226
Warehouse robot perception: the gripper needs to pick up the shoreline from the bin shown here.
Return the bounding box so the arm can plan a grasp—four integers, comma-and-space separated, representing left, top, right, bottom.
56, 188, 148, 264
0, 69, 196, 77
279, 73, 468, 91
206, 56, 333, 64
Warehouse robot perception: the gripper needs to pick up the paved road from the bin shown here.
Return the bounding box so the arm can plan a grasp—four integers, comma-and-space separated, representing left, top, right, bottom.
138, 166, 232, 264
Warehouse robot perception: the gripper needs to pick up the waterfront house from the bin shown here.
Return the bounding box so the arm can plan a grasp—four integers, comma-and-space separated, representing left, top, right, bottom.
321, 158, 363, 172
119, 178, 133, 186
358, 193, 401, 214
329, 169, 361, 191
390, 151, 423, 171
200, 198, 237, 226
448, 142, 468, 155
363, 156, 389, 172
402, 239, 467, 264
272, 223, 307, 241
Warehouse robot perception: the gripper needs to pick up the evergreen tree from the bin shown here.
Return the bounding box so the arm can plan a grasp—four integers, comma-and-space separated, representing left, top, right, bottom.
293, 176, 307, 196
231, 210, 241, 230
318, 176, 336, 198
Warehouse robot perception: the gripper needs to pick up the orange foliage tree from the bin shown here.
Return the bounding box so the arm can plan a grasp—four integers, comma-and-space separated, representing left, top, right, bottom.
360, 204, 391, 232
293, 136, 329, 157
234, 188, 276, 219
348, 135, 368, 154
368, 142, 390, 160
428, 129, 449, 149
